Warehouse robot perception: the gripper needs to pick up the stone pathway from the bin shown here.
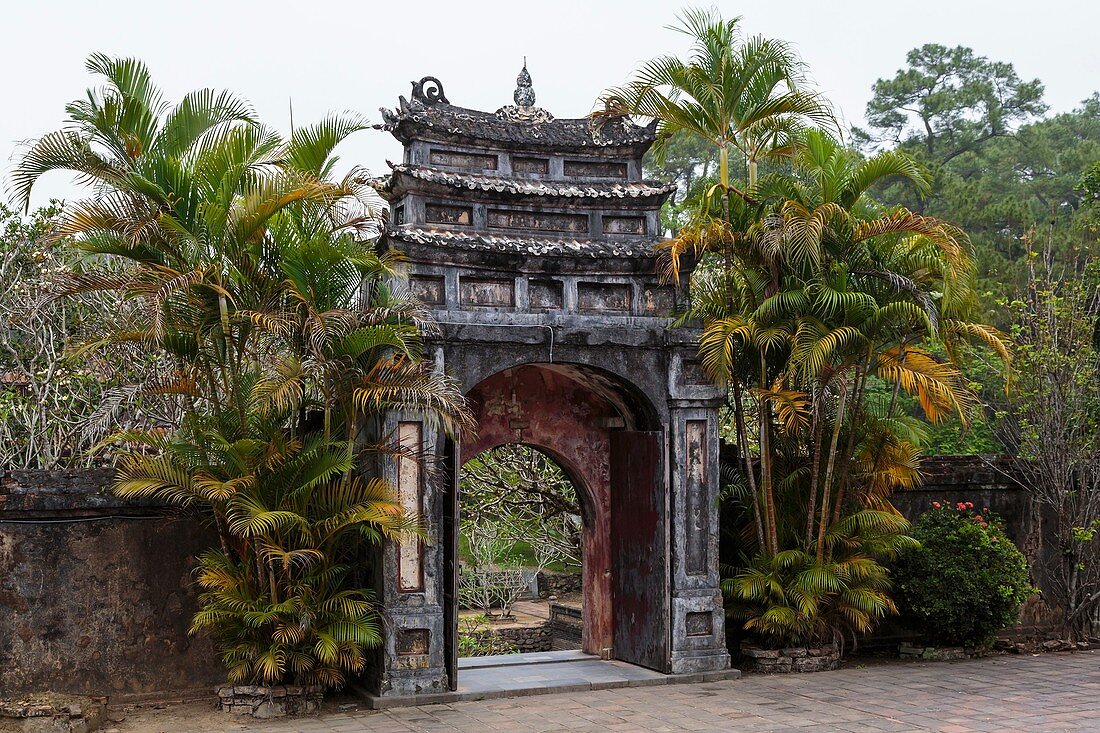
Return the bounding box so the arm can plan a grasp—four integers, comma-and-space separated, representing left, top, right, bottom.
115, 651, 1100, 732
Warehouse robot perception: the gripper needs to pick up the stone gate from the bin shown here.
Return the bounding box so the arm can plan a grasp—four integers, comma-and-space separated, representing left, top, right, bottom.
367, 68, 731, 699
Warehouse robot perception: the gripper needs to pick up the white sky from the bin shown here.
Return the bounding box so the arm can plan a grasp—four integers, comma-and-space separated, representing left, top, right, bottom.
4, 0, 1099, 210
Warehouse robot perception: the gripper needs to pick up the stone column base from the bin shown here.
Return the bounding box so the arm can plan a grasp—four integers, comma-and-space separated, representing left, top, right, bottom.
670, 647, 732, 674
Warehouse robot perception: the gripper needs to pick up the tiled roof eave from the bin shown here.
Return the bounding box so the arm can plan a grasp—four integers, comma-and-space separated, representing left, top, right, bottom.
384, 226, 660, 260
388, 164, 676, 201
381, 102, 657, 150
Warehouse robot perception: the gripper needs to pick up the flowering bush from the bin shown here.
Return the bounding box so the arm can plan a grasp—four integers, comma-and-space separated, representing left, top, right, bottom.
893, 501, 1032, 647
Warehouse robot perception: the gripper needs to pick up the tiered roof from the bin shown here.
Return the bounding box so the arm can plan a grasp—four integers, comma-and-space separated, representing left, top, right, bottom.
378, 68, 671, 263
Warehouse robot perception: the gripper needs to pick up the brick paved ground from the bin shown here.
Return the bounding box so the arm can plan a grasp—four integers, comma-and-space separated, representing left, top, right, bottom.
117, 651, 1100, 732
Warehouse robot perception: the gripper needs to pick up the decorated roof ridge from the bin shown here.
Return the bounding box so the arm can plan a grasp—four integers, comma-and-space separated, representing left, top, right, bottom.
377, 75, 658, 149
382, 162, 677, 200
385, 224, 659, 259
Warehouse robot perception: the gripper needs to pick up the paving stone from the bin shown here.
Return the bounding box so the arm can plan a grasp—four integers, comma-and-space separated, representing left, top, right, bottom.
122, 651, 1100, 732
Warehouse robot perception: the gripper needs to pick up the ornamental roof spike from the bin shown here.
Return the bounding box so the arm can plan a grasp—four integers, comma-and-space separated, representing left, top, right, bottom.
514, 58, 535, 108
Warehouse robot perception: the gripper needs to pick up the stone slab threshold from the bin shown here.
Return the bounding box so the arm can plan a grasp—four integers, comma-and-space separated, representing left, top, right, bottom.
356, 651, 741, 710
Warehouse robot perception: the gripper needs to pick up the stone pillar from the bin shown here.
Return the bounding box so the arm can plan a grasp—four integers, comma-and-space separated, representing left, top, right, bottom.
667, 352, 731, 674
375, 411, 449, 697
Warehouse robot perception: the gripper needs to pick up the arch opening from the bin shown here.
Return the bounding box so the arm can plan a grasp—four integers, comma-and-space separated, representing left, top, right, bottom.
457, 443, 585, 657
451, 361, 663, 665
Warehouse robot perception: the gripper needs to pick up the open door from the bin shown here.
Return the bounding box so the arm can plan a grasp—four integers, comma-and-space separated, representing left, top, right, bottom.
441, 437, 459, 690
610, 430, 670, 673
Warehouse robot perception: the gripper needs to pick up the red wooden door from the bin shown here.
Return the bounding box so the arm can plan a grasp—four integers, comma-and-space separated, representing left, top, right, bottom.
610, 430, 670, 672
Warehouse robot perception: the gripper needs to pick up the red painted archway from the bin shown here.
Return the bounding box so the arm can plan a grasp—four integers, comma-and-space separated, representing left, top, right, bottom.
460, 362, 657, 656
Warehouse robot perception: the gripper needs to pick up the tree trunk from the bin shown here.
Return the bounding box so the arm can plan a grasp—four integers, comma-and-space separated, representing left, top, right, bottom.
816, 381, 848, 561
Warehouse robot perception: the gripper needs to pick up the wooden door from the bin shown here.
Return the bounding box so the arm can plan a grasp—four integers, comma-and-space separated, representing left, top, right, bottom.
610, 431, 670, 672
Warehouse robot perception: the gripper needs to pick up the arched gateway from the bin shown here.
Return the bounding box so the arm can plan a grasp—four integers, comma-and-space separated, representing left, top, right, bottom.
367, 69, 730, 699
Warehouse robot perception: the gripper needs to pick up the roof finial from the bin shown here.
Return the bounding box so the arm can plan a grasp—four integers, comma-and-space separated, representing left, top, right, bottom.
514, 59, 535, 108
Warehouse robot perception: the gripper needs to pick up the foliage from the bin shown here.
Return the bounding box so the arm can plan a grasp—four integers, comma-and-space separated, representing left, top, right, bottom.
461, 444, 582, 569
598, 6, 834, 200
724, 510, 914, 648
991, 242, 1100, 639
0, 203, 168, 467
459, 522, 533, 618
609, 11, 1007, 648
893, 501, 1032, 647
859, 44, 1046, 162
14, 55, 472, 687
457, 615, 518, 657
860, 45, 1099, 315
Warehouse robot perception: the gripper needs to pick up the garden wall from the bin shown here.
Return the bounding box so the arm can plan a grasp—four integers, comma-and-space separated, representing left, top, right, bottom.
888, 455, 1061, 636
0, 470, 221, 700
536, 570, 582, 598
491, 623, 554, 653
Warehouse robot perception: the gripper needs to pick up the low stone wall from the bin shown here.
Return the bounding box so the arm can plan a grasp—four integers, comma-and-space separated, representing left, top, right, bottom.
0, 471, 221, 700
548, 603, 583, 644
739, 643, 840, 673
489, 623, 553, 653
537, 570, 582, 598
217, 685, 323, 718
0, 694, 106, 733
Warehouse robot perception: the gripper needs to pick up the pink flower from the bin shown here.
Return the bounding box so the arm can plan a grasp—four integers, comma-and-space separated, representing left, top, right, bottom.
932, 502, 942, 508
956, 502, 967, 511
974, 514, 984, 522
966, 502, 974, 509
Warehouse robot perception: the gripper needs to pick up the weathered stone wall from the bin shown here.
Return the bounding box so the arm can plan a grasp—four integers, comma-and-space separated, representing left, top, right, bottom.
536, 570, 582, 599
891, 457, 1039, 552
0, 471, 221, 700
488, 623, 553, 654
891, 456, 1058, 626
882, 456, 1061, 643
548, 603, 583, 644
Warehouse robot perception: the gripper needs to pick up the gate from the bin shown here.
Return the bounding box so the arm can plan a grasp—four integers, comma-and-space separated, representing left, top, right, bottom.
610, 430, 670, 672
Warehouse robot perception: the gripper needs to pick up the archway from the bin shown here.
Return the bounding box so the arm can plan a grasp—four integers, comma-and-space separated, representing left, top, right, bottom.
444, 361, 666, 680
457, 443, 585, 654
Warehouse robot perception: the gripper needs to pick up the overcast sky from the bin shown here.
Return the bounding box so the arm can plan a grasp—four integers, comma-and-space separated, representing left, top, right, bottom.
4, 0, 1099, 210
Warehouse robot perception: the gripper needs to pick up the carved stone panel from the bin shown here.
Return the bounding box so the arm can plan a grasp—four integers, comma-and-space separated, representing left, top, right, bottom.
425, 203, 473, 226
460, 277, 515, 307
641, 285, 675, 315
681, 359, 711, 386
564, 159, 628, 178
577, 282, 631, 313
397, 628, 431, 655
430, 148, 498, 170
685, 420, 708, 576
410, 275, 445, 305
486, 208, 588, 233
685, 612, 713, 637
397, 422, 423, 592
529, 279, 563, 310
603, 216, 646, 235
513, 156, 549, 175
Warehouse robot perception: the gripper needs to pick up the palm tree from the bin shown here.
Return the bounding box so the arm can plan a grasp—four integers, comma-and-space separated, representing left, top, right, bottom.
598, 10, 834, 554
15, 55, 473, 686
598, 8, 834, 202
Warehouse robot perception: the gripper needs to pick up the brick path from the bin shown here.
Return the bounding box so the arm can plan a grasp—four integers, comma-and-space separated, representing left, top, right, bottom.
123, 651, 1100, 732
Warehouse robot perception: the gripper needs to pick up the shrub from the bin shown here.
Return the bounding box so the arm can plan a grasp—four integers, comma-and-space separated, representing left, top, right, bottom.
725, 510, 915, 649
894, 502, 1032, 647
